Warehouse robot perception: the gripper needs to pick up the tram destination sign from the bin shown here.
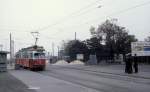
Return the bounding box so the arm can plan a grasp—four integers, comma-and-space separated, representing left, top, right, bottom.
131, 41, 150, 56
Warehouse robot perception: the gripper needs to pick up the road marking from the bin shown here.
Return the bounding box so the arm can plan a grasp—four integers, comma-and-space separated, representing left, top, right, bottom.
28, 86, 40, 90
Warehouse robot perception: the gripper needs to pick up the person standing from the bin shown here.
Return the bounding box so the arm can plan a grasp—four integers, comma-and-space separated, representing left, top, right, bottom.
133, 54, 138, 73
125, 55, 129, 73
128, 54, 133, 74
125, 54, 133, 74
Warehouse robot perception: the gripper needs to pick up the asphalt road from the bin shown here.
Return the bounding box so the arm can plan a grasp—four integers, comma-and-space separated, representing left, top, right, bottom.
38, 64, 150, 92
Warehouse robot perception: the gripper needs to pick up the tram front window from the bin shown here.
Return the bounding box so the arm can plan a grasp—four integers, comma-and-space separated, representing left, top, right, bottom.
34, 53, 45, 59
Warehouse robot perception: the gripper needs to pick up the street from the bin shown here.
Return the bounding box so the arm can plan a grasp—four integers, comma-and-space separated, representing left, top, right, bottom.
39, 64, 150, 92
9, 64, 150, 92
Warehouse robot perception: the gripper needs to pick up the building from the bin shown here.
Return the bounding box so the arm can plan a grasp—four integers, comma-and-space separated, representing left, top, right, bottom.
0, 51, 9, 72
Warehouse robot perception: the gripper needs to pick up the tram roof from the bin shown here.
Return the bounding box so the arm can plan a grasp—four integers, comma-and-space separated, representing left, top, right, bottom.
20, 45, 45, 52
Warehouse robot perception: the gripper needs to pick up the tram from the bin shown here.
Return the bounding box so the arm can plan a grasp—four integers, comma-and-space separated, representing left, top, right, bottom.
15, 45, 46, 71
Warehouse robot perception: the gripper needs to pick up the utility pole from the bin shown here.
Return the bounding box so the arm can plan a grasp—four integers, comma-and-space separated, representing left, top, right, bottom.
57, 46, 59, 59
75, 32, 76, 40
52, 42, 54, 57
0, 44, 3, 51
10, 33, 12, 65
11, 40, 14, 59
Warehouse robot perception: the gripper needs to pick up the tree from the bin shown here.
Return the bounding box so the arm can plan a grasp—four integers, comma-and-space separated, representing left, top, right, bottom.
84, 36, 105, 63
64, 40, 89, 62
93, 19, 137, 60
85, 37, 102, 54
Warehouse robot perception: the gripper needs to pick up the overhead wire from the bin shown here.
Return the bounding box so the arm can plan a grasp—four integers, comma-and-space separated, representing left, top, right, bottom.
0, 0, 104, 40
35, 0, 117, 35
44, 0, 150, 41
36, 0, 103, 40
57, 0, 150, 30
1, 1, 100, 51
3, 0, 150, 44
33, 0, 102, 32
86, 0, 150, 24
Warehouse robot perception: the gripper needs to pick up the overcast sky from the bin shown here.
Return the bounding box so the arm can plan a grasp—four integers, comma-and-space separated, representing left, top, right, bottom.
0, 0, 150, 55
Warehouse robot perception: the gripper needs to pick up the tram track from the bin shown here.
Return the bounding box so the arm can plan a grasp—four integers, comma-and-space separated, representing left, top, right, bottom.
46, 65, 150, 83
36, 65, 150, 92
54, 65, 150, 79
38, 69, 133, 92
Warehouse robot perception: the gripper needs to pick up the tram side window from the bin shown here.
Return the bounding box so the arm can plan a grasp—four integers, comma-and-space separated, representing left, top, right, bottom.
34, 53, 38, 58
16, 54, 19, 58
29, 53, 33, 58
41, 53, 45, 58
23, 53, 25, 58
18, 54, 20, 58
22, 53, 25, 58
20, 53, 22, 58
25, 54, 28, 58
22, 52, 28, 58
34, 53, 45, 59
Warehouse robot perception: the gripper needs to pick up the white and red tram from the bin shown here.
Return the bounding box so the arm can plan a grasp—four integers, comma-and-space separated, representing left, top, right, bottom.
15, 45, 46, 71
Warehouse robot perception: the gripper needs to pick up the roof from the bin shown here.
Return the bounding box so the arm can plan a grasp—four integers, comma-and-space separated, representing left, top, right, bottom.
19, 45, 45, 52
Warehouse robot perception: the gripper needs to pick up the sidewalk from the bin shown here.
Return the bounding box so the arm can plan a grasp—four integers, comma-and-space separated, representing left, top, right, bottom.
0, 72, 36, 92
66, 64, 150, 79
86, 65, 150, 79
